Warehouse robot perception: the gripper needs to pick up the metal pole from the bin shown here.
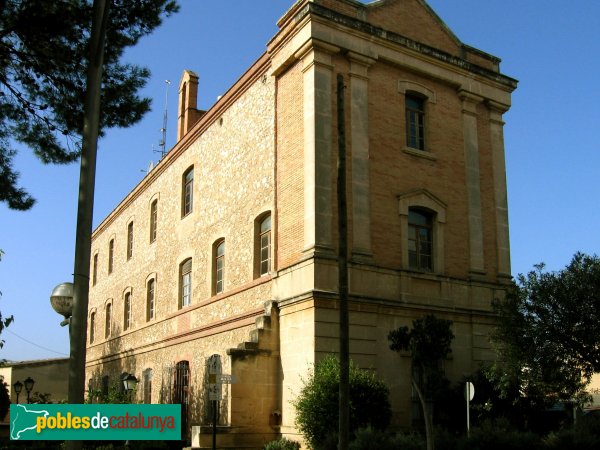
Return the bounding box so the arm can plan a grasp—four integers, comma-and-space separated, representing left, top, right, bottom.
466, 382, 471, 437
68, 1, 110, 449
212, 400, 217, 450
337, 73, 349, 450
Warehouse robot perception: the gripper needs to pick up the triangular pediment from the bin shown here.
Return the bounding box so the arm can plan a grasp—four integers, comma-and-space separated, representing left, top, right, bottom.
363, 0, 462, 56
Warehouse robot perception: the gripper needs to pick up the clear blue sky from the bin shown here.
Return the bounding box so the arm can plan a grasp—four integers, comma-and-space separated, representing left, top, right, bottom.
1, 0, 599, 362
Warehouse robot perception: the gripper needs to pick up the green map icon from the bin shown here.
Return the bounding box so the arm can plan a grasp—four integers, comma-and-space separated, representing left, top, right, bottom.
10, 404, 50, 440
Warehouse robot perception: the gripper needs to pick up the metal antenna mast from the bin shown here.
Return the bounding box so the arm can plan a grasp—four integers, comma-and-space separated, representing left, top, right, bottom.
158, 79, 171, 158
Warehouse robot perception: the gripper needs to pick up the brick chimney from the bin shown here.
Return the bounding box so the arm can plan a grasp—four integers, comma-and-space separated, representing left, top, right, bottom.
177, 70, 203, 141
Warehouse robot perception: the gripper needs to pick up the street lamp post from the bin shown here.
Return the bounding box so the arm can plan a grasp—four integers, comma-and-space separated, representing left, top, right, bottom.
24, 377, 35, 404
13, 380, 23, 404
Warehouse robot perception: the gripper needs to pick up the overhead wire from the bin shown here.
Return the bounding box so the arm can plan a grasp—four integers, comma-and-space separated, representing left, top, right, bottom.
4, 329, 68, 357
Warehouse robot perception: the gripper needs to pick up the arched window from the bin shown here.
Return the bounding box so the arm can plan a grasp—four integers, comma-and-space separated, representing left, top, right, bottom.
173, 361, 190, 437
255, 213, 272, 277
89, 312, 96, 344
179, 259, 192, 308
123, 292, 132, 330
101, 375, 109, 397
143, 368, 153, 404
398, 189, 446, 274
182, 166, 194, 217
147, 278, 155, 321
127, 222, 134, 260
150, 199, 158, 243
214, 240, 225, 294
105, 303, 112, 338
408, 208, 433, 270
108, 239, 114, 274
92, 253, 98, 286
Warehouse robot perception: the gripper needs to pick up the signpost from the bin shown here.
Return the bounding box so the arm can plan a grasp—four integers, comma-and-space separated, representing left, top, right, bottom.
207, 355, 235, 450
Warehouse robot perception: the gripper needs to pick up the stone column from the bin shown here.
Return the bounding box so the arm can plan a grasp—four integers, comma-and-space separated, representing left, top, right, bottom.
460, 90, 485, 275
297, 41, 338, 255
348, 52, 375, 261
488, 101, 511, 279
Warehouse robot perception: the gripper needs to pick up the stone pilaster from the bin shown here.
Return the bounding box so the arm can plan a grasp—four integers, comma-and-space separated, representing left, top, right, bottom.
348, 52, 376, 262
297, 41, 338, 256
488, 101, 511, 279
460, 90, 485, 275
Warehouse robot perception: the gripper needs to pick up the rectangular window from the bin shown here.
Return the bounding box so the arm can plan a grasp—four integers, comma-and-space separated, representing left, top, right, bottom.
406, 95, 425, 150
150, 200, 158, 243
127, 222, 134, 260
108, 239, 114, 274
408, 209, 433, 270
260, 233, 271, 275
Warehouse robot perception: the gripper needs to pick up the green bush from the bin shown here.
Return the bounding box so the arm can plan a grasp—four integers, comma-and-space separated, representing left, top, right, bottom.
543, 413, 600, 450
348, 427, 426, 450
459, 421, 543, 450
392, 432, 426, 450
313, 432, 339, 450
294, 355, 391, 450
263, 437, 301, 450
349, 427, 393, 450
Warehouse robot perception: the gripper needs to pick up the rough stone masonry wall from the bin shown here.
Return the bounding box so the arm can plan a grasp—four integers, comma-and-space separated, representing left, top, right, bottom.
86, 68, 276, 413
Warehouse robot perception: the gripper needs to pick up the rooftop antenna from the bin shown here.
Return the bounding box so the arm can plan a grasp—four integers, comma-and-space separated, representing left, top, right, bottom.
157, 79, 171, 159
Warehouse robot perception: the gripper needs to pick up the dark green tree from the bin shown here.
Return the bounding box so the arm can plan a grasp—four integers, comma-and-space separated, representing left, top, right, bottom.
0, 250, 13, 348
388, 314, 454, 450
0, 0, 179, 210
294, 355, 391, 450
489, 252, 600, 409
0, 379, 9, 421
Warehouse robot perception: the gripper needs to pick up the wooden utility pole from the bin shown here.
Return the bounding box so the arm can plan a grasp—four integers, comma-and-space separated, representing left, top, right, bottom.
337, 73, 350, 450
68, 1, 110, 449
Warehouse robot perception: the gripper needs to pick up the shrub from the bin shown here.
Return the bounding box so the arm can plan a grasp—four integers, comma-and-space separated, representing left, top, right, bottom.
349, 427, 396, 450
263, 437, 301, 450
349, 427, 427, 450
294, 355, 391, 449
459, 421, 543, 450
392, 432, 426, 450
544, 413, 600, 450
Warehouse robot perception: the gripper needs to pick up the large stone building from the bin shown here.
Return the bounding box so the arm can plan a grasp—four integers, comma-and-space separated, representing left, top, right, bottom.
86, 0, 517, 447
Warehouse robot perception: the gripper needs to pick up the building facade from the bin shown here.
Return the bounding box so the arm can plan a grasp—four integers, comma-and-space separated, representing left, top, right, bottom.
86, 0, 517, 447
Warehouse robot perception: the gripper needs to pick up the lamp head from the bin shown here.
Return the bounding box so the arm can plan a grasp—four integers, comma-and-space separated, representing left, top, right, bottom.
24, 377, 35, 393
122, 374, 138, 392
50, 282, 74, 319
